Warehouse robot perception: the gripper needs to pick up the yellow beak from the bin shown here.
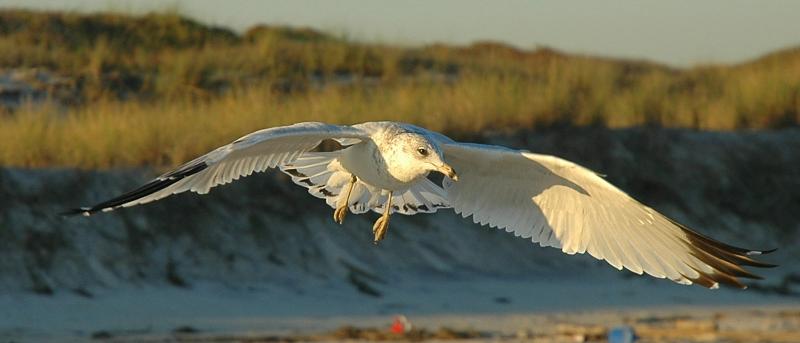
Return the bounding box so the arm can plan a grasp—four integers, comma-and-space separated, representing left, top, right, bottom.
438, 164, 458, 181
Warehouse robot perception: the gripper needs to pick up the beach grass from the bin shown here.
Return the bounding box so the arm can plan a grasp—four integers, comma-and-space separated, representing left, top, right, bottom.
0, 9, 798, 168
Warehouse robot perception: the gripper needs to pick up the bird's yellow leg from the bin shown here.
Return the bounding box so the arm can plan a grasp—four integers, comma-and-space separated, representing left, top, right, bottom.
372, 191, 393, 243
333, 174, 357, 224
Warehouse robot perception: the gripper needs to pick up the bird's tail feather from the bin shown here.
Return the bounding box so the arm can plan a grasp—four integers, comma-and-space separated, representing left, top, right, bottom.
280, 151, 451, 216
280, 152, 365, 211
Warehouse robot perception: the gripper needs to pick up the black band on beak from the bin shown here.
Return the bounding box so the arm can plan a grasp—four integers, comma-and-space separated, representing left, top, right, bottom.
440, 164, 458, 181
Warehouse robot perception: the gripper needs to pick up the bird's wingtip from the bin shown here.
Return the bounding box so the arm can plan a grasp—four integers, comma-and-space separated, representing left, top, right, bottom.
59, 207, 93, 217
747, 248, 777, 256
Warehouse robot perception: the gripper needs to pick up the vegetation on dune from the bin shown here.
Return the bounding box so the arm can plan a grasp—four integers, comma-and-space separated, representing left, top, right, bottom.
0, 9, 799, 168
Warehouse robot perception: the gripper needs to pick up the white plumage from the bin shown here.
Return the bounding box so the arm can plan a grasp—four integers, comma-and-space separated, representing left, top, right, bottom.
66, 121, 774, 289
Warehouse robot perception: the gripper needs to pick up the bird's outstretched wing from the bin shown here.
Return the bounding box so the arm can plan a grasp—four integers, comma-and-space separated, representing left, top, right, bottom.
440, 142, 775, 288
63, 122, 369, 216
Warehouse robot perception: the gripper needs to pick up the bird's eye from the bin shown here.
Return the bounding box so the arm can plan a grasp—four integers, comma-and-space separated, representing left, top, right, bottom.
417, 147, 429, 156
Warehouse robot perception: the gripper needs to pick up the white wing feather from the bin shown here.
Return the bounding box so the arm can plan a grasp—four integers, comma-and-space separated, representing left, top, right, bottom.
440, 142, 772, 288
71, 122, 368, 215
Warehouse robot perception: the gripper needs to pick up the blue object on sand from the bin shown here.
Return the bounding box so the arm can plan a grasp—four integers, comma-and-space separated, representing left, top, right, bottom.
608, 325, 636, 343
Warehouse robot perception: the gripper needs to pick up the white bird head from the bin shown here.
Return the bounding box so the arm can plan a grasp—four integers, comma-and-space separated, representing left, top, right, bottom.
385, 132, 458, 182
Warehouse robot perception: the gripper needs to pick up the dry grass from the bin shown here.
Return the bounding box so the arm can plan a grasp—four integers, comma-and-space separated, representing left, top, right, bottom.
0, 9, 799, 168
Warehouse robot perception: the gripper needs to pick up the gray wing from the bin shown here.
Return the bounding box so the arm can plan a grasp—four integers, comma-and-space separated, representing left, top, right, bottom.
439, 141, 775, 289
65, 122, 369, 216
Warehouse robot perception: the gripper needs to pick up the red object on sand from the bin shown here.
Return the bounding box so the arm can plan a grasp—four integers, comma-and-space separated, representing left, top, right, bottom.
390, 316, 408, 334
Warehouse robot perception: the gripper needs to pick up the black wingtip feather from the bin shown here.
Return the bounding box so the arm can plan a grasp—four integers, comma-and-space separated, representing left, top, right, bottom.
59, 207, 92, 217
674, 225, 778, 288
750, 248, 778, 255
59, 162, 208, 217
658, 215, 778, 289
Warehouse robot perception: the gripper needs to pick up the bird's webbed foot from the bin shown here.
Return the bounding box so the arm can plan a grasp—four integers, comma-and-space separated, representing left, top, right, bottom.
332, 174, 357, 225
372, 191, 393, 244
372, 215, 391, 243
333, 206, 348, 224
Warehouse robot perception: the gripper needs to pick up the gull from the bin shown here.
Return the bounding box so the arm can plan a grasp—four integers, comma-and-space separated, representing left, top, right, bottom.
64, 121, 775, 288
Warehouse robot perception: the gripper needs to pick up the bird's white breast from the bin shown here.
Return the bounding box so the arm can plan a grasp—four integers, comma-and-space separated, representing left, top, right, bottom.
338, 141, 413, 191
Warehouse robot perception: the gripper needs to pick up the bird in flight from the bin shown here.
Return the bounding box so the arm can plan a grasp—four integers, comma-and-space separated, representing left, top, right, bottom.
64, 121, 775, 289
